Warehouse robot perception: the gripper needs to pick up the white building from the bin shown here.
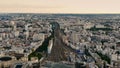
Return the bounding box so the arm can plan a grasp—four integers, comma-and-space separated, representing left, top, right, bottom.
47, 39, 53, 54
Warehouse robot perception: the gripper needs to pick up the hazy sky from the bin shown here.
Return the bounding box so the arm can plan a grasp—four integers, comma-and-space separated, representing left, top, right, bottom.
0, 0, 120, 13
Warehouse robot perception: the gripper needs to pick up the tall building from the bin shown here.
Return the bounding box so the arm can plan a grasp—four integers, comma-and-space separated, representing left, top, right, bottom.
11, 21, 16, 31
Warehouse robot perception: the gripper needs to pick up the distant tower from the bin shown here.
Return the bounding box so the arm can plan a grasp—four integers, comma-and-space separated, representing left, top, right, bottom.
25, 24, 32, 40
11, 21, 16, 31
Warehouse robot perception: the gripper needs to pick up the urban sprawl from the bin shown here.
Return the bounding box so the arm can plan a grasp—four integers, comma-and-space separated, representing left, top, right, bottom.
0, 14, 120, 68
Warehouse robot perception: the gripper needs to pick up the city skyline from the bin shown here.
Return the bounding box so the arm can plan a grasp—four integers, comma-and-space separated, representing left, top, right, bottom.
0, 0, 120, 13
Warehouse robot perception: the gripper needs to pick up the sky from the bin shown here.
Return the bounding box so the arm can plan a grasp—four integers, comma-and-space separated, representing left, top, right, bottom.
0, 0, 120, 13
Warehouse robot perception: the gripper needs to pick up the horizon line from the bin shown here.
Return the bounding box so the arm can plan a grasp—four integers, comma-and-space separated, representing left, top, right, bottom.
1, 12, 120, 14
